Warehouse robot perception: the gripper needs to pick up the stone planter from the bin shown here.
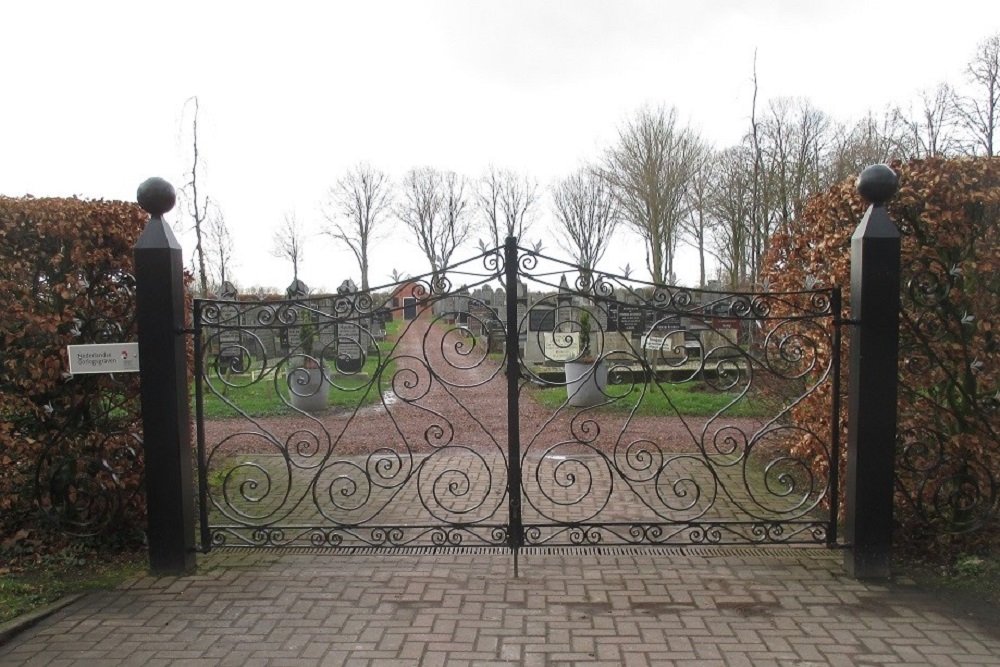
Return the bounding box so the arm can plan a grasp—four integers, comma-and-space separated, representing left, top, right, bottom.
287, 364, 331, 413
564, 360, 608, 407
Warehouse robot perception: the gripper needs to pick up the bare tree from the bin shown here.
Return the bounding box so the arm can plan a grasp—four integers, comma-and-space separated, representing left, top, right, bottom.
477, 166, 539, 249
742, 76, 836, 282
741, 94, 836, 265
677, 140, 714, 288
180, 96, 211, 296
602, 105, 700, 285
551, 167, 620, 285
398, 168, 473, 287
271, 212, 307, 284
826, 110, 904, 182
205, 201, 235, 291
322, 163, 392, 291
956, 32, 1000, 156
893, 83, 961, 158
747, 53, 768, 287
709, 145, 754, 289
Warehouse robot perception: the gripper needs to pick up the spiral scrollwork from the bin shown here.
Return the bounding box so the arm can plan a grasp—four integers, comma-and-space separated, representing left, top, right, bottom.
927, 461, 998, 533
417, 447, 503, 523
613, 438, 664, 483
742, 426, 826, 517
762, 320, 824, 380
191, 249, 844, 550
518, 252, 538, 273
907, 258, 953, 308
653, 455, 716, 520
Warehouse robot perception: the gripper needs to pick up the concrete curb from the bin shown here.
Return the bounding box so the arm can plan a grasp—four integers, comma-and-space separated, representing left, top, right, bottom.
0, 593, 86, 647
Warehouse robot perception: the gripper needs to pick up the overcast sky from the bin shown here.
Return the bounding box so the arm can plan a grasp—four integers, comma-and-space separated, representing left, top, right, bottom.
2, 0, 998, 292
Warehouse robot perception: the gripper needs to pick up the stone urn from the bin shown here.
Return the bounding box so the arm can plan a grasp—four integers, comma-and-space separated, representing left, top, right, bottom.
287, 363, 331, 413
564, 360, 608, 407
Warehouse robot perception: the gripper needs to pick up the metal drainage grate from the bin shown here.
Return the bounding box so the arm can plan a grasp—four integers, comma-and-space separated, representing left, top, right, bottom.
207, 545, 842, 559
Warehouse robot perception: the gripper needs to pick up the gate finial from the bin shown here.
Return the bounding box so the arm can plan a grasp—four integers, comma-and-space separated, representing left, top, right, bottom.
137, 177, 176, 216
856, 164, 898, 207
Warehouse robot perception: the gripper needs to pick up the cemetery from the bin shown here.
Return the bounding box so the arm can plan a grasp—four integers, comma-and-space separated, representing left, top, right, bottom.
4, 9, 1000, 664
432, 273, 746, 395
198, 278, 397, 417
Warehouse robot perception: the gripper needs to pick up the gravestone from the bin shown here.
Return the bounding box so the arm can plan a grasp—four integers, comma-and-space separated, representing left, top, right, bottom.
285, 279, 309, 299
334, 279, 366, 372
375, 307, 391, 339
279, 315, 303, 353
214, 283, 245, 372
403, 297, 417, 320
543, 331, 580, 363
524, 306, 555, 365
336, 320, 365, 373
515, 281, 528, 329
643, 311, 688, 362
472, 284, 495, 307
280, 279, 309, 356
525, 305, 582, 365
485, 310, 505, 354
607, 302, 646, 334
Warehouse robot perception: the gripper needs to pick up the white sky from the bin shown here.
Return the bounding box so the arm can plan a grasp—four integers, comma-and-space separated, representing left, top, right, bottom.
2, 0, 998, 292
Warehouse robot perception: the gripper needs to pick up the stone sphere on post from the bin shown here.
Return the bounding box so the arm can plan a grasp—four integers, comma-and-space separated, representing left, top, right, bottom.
137, 177, 176, 216
856, 164, 899, 207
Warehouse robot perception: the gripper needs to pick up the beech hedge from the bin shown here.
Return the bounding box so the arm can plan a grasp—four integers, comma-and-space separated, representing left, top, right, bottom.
1, 196, 148, 548
762, 157, 1000, 554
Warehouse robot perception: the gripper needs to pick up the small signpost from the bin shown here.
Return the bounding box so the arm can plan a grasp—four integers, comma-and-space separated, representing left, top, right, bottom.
67, 343, 140, 374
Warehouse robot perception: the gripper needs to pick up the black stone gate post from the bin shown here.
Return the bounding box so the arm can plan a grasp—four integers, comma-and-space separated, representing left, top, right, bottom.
845, 164, 901, 579
134, 177, 196, 574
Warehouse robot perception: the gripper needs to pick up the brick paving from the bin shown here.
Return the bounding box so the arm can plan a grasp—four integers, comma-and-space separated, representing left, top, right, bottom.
2, 547, 998, 666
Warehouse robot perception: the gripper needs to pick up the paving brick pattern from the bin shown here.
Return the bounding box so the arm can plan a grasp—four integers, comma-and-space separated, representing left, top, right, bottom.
2, 548, 998, 666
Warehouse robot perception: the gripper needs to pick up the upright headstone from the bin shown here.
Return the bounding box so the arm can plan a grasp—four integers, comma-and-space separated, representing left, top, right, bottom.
280, 278, 308, 354
457, 287, 471, 325
403, 297, 417, 320
336, 279, 365, 372
215, 283, 244, 372
524, 306, 555, 366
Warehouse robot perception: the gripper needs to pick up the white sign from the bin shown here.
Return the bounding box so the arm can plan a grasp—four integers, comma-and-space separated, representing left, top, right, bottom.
67, 343, 140, 374
543, 333, 580, 362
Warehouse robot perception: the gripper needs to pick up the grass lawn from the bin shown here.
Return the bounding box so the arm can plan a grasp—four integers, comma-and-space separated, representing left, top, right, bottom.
197, 319, 401, 419
527, 378, 774, 418
896, 552, 1000, 607
0, 551, 146, 625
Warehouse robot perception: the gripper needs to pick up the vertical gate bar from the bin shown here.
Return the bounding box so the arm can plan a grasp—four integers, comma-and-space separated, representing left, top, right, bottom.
504, 236, 523, 576
193, 299, 211, 553
828, 287, 842, 546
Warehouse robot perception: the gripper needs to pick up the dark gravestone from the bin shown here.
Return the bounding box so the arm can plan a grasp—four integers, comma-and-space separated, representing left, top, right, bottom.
608, 303, 645, 333
214, 286, 244, 372
336, 321, 365, 373
528, 309, 555, 332
647, 313, 681, 333
485, 309, 505, 354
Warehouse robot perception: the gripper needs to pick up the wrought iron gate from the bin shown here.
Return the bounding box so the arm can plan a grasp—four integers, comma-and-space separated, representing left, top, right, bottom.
194, 239, 842, 555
